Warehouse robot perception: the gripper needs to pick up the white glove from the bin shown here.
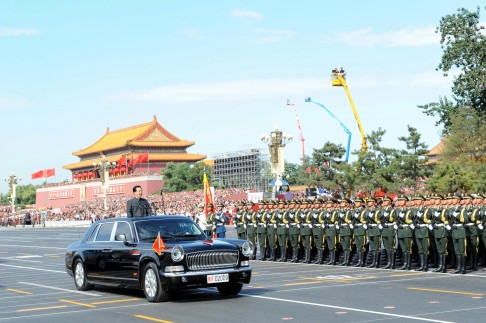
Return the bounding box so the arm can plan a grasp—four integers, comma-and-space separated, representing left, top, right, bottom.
446, 225, 451, 231
399, 213, 404, 218
246, 215, 251, 220
478, 224, 483, 230
363, 224, 368, 230
368, 213, 373, 218
297, 224, 301, 229
312, 213, 317, 219
354, 213, 359, 218
263, 223, 267, 228
335, 225, 340, 230
410, 224, 415, 230
309, 224, 313, 229
278, 214, 282, 219
428, 224, 433, 231
417, 212, 423, 216
233, 224, 237, 228
378, 224, 383, 230
453, 211, 459, 217
434, 211, 440, 217
244, 224, 247, 229
384, 212, 389, 216
349, 224, 354, 229
274, 224, 277, 228
290, 214, 294, 219
393, 225, 398, 230
253, 223, 257, 227
300, 213, 305, 218
340, 213, 344, 218
215, 215, 220, 220
285, 224, 289, 229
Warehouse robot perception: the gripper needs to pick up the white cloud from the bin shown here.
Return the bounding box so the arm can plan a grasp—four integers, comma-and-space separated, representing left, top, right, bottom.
255, 28, 297, 44
178, 28, 199, 38
229, 9, 264, 23
0, 27, 40, 37
335, 26, 438, 47
0, 98, 30, 109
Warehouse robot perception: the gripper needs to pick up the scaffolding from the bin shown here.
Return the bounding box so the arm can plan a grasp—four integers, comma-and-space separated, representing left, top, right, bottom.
212, 148, 270, 192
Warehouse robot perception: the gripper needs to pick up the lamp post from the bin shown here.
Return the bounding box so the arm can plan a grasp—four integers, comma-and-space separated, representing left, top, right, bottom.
4, 173, 21, 214
93, 157, 117, 212
260, 126, 292, 198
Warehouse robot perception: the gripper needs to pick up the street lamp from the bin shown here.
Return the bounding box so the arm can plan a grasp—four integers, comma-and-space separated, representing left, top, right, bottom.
93, 157, 117, 212
4, 173, 21, 213
261, 126, 292, 197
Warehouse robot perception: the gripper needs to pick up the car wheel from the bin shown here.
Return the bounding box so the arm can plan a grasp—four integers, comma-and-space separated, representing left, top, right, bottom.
74, 259, 94, 291
217, 283, 243, 296
143, 263, 169, 302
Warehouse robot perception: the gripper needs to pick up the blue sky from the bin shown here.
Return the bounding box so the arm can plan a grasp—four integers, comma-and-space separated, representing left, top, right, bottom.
0, 1, 482, 193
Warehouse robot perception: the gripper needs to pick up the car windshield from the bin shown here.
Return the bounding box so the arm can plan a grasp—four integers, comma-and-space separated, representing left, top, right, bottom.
135, 218, 206, 242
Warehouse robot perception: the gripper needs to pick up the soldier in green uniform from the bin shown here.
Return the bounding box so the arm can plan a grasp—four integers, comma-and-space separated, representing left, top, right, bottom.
432, 194, 450, 273
462, 194, 479, 271
396, 195, 414, 270
288, 200, 301, 263
324, 199, 338, 265
338, 198, 354, 266
256, 201, 268, 260
365, 197, 382, 268
266, 201, 279, 261
450, 195, 466, 274
477, 194, 486, 267
205, 203, 215, 237
245, 201, 258, 260
380, 196, 397, 269
276, 200, 290, 262
233, 201, 247, 240
299, 199, 314, 263
352, 198, 367, 267
413, 195, 432, 271
312, 199, 326, 264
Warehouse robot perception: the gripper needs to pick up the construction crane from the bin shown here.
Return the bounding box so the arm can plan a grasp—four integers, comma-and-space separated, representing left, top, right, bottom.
331, 68, 367, 153
286, 99, 305, 165
305, 97, 352, 162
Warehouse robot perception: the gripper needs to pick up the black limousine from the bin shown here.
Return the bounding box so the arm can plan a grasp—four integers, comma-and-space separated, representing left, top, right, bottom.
65, 215, 253, 302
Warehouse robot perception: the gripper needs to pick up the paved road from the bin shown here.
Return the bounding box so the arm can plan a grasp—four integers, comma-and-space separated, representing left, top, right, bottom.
0, 226, 485, 323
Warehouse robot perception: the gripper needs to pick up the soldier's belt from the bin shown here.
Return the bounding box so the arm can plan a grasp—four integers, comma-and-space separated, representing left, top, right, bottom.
418, 224, 428, 228
340, 223, 348, 226
369, 224, 378, 227
435, 224, 445, 227
399, 224, 409, 228
237, 223, 245, 226
290, 223, 299, 226
355, 223, 364, 227
453, 224, 463, 227
315, 224, 323, 227
384, 223, 395, 227
278, 224, 287, 227
466, 223, 476, 226
302, 223, 311, 227
258, 224, 266, 227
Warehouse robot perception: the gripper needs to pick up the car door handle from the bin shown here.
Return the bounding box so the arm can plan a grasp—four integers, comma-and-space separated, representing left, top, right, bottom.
102, 249, 112, 253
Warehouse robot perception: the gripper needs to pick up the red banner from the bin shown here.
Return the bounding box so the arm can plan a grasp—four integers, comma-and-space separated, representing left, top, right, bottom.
203, 173, 214, 215
32, 168, 55, 179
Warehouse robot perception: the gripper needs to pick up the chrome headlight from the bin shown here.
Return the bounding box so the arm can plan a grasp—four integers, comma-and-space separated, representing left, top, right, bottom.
171, 245, 185, 262
242, 241, 254, 257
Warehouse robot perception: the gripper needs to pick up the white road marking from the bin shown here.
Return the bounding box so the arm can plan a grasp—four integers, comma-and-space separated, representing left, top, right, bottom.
18, 282, 102, 297
0, 244, 66, 250
243, 294, 455, 323
0, 264, 65, 274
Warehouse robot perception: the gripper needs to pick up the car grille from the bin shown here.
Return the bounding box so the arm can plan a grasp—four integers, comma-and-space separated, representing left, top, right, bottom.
186, 250, 238, 270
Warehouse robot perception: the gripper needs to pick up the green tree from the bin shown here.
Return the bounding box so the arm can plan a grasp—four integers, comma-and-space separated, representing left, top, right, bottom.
162, 162, 209, 192
308, 142, 346, 191
395, 126, 431, 193
419, 7, 486, 133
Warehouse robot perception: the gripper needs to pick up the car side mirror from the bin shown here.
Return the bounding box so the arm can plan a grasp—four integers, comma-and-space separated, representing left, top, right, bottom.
115, 234, 129, 246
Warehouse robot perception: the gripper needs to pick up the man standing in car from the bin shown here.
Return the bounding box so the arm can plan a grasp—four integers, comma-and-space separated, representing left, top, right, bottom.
127, 185, 152, 217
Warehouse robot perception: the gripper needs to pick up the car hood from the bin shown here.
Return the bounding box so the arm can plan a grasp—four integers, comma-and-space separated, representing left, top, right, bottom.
139, 238, 240, 254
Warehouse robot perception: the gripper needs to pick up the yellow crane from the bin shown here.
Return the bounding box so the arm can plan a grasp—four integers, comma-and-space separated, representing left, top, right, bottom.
331, 68, 368, 153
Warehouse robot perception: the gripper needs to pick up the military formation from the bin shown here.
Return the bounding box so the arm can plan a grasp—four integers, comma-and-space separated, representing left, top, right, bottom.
232, 193, 486, 274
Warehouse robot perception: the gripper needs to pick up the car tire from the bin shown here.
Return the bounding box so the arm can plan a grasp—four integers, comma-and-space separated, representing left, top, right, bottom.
143, 263, 169, 302
217, 283, 243, 296
74, 259, 94, 291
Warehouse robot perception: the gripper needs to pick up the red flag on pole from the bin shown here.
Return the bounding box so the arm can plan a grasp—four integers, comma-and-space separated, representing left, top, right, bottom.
306, 166, 311, 175
32, 168, 56, 179
314, 167, 320, 174
152, 231, 165, 255
203, 173, 214, 215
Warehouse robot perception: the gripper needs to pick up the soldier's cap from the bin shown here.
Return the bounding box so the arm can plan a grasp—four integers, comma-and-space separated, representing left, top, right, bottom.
217, 202, 225, 207
451, 194, 462, 200
289, 200, 300, 205
412, 195, 426, 201
367, 197, 377, 203
270, 200, 278, 205
462, 194, 474, 200
354, 198, 365, 203
258, 200, 265, 205
396, 194, 409, 201
300, 199, 311, 204
430, 193, 444, 200
207, 202, 213, 207
476, 193, 485, 199
197, 203, 205, 208
383, 196, 393, 202
313, 198, 322, 204
325, 199, 335, 204
278, 199, 286, 205
246, 201, 255, 206
237, 200, 245, 206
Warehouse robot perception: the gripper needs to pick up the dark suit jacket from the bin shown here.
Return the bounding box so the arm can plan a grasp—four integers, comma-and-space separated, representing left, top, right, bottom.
127, 197, 152, 217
